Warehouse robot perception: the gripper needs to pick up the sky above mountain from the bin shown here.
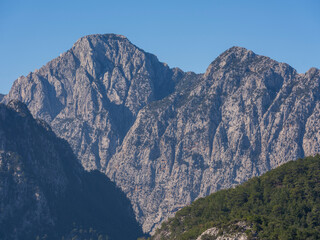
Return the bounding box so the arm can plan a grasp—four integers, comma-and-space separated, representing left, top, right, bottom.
0, 0, 319, 94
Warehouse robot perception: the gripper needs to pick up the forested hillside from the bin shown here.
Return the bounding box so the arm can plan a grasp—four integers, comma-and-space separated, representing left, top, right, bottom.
153, 155, 320, 240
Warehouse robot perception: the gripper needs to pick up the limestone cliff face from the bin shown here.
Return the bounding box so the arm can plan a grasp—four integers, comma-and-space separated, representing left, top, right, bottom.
106, 47, 320, 232
4, 35, 320, 233
4, 34, 181, 170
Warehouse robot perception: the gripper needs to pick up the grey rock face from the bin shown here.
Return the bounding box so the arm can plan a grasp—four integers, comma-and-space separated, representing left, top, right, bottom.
106, 47, 320, 232
4, 35, 320, 234
4, 34, 180, 170
196, 223, 249, 240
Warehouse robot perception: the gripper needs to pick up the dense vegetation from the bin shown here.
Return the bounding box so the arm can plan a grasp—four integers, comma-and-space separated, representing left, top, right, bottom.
153, 155, 320, 240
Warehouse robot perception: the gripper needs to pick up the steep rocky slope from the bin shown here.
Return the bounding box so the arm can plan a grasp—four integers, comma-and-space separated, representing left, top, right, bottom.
3, 34, 320, 233
107, 47, 320, 232
3, 34, 184, 170
152, 155, 320, 239
0, 100, 143, 240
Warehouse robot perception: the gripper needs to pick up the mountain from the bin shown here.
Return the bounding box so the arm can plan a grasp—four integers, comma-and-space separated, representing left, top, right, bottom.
106, 47, 320, 232
152, 155, 320, 239
3, 34, 184, 171
0, 94, 4, 102
0, 100, 143, 240
3, 34, 320, 233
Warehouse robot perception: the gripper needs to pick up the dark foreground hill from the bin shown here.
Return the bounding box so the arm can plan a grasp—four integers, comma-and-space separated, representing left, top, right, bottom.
0, 100, 143, 240
153, 155, 320, 240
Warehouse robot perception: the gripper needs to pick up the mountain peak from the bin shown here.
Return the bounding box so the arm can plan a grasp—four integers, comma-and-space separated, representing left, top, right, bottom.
77, 33, 128, 42
204, 46, 256, 77
215, 46, 256, 64
72, 33, 131, 50
305, 67, 319, 77
225, 46, 252, 54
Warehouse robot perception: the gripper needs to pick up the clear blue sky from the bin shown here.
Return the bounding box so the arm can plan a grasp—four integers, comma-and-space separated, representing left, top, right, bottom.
1, 0, 319, 94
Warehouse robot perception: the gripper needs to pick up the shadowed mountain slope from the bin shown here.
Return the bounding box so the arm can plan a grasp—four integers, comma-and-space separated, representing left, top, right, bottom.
0, 100, 143, 240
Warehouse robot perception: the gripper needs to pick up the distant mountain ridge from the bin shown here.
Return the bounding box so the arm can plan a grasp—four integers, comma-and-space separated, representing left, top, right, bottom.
3, 34, 320, 233
0, 100, 143, 240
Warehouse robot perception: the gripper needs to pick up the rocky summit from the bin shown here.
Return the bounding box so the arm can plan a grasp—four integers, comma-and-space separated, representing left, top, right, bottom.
4, 34, 184, 171
3, 34, 320, 233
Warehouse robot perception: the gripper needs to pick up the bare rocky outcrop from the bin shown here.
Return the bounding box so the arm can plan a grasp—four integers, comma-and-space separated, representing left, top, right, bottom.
4, 35, 320, 233
196, 227, 248, 240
